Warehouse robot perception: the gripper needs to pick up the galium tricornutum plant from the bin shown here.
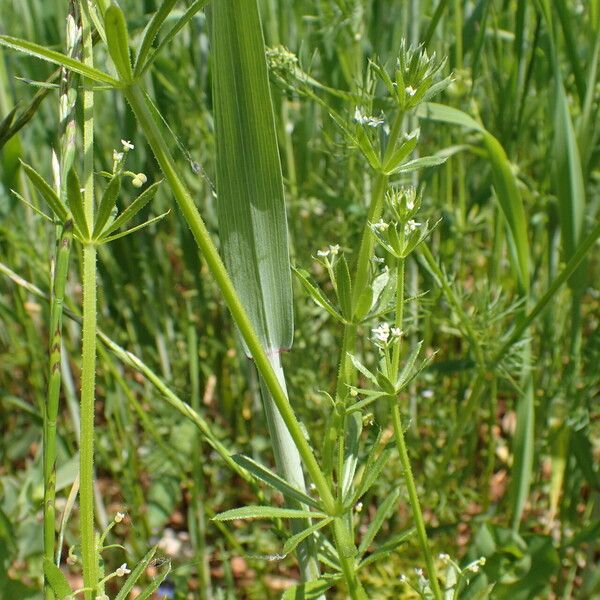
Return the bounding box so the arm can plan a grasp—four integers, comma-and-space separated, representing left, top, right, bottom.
0, 3, 457, 596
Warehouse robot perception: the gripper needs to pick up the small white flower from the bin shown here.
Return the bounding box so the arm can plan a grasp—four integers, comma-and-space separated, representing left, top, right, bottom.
353, 107, 385, 128
405, 127, 420, 141
317, 249, 330, 257
371, 322, 390, 344
404, 219, 421, 235
400, 574, 409, 583
116, 563, 131, 577
390, 327, 402, 338
414, 568, 423, 577
372, 256, 385, 264
422, 389, 434, 399
355, 502, 363, 513
438, 553, 450, 562
309, 483, 317, 492
469, 564, 480, 573
328, 244, 340, 255
113, 150, 124, 163
405, 85, 417, 97
115, 512, 125, 523
121, 139, 134, 151
371, 219, 389, 232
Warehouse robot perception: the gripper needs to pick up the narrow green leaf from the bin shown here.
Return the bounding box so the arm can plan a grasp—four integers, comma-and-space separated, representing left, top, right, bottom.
99, 210, 169, 243
43, 560, 72, 599
11, 189, 54, 223
391, 152, 447, 175
353, 284, 374, 322
382, 134, 419, 173
282, 577, 339, 600
293, 267, 346, 324
134, 557, 171, 600
353, 441, 394, 504
105, 5, 133, 82
93, 175, 121, 238
21, 161, 68, 223
348, 353, 378, 386
510, 377, 534, 530
358, 488, 401, 557
66, 168, 89, 238
283, 517, 333, 556
0, 35, 118, 85
232, 454, 322, 510
358, 528, 415, 568
341, 412, 362, 498
212, 506, 326, 522
114, 546, 158, 600
211, 0, 293, 355
134, 0, 178, 74
104, 180, 162, 235
334, 255, 353, 320
139, 0, 211, 75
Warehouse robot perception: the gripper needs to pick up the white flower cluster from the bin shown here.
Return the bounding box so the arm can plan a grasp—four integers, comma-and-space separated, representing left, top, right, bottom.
404, 219, 421, 235
317, 244, 340, 258
353, 107, 385, 128
371, 322, 401, 345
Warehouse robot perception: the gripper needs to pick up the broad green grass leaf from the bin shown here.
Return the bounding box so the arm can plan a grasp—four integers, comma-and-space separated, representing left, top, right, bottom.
0, 36, 118, 85
418, 102, 530, 291
212, 506, 326, 522
232, 454, 322, 510
553, 76, 586, 290
20, 161, 68, 223
43, 560, 71, 599
510, 377, 534, 530
105, 6, 133, 82
211, 0, 293, 355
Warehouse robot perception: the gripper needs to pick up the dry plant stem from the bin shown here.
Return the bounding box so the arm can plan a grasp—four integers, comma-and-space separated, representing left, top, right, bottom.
79, 7, 97, 597
390, 257, 442, 599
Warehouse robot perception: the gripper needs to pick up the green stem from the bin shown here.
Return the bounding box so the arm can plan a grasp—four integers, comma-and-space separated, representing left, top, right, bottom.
80, 243, 97, 599
390, 404, 442, 599
123, 84, 335, 514
79, 7, 96, 597
390, 256, 442, 599
332, 518, 369, 600
44, 221, 72, 597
